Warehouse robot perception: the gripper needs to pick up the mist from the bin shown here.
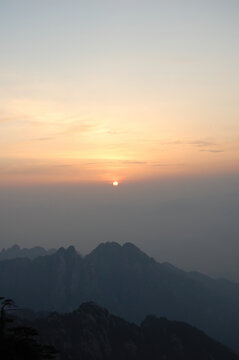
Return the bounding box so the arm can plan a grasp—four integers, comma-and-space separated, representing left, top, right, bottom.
0, 173, 238, 281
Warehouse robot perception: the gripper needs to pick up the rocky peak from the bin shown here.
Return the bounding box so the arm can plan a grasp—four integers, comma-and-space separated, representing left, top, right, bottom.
56, 246, 78, 257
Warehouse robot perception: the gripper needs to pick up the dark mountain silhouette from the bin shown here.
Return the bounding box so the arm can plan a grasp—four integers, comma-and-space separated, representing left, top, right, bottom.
0, 296, 57, 360
28, 302, 239, 360
0, 244, 56, 261
1, 242, 239, 352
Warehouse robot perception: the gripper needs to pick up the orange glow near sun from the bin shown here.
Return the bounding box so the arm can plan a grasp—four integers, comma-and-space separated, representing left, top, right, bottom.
113, 181, 119, 187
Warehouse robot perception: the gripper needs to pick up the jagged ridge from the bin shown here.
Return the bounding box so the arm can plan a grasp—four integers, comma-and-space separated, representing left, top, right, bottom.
0, 242, 239, 353
30, 302, 239, 360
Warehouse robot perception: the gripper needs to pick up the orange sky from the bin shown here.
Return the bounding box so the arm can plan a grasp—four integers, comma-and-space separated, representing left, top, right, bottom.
1, 2, 239, 186
1, 97, 239, 186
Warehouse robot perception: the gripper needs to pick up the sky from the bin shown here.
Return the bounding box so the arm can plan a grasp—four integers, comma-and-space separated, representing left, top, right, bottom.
0, 1, 239, 280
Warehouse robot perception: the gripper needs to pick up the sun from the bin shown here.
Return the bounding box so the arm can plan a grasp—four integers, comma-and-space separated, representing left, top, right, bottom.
113, 181, 119, 187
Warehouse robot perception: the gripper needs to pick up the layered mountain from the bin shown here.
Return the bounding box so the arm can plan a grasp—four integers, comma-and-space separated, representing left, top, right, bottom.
0, 244, 56, 261
28, 302, 239, 360
0, 242, 239, 352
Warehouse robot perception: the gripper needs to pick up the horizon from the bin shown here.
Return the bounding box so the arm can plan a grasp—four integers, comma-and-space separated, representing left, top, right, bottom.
1, 173, 239, 281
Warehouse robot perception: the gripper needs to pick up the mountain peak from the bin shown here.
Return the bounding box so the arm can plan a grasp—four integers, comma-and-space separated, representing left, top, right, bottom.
78, 301, 109, 318
96, 242, 122, 250
0, 244, 56, 261
66, 245, 77, 254
11, 244, 21, 251
90, 241, 144, 256
85, 241, 154, 270
122, 242, 144, 254
56, 246, 78, 257
87, 242, 121, 257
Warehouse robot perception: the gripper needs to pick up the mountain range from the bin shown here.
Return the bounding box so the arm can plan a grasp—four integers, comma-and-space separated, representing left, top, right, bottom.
27, 301, 239, 360
0, 244, 56, 261
0, 242, 239, 353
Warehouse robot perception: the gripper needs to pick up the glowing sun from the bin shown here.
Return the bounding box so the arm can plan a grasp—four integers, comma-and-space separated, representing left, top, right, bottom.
113, 181, 119, 187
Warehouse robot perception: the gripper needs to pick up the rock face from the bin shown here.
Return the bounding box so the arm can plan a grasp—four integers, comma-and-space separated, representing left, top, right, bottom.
32, 302, 239, 360
1, 242, 239, 352
0, 244, 56, 261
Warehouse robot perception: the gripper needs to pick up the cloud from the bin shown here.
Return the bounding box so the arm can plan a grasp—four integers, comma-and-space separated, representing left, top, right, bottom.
33, 137, 55, 141
188, 140, 215, 147
0, 158, 73, 175
121, 160, 147, 165
85, 160, 147, 166
0, 112, 31, 124
161, 140, 184, 145
152, 163, 184, 167
65, 120, 98, 134
199, 149, 224, 153
105, 129, 126, 135
85, 160, 185, 168
162, 139, 215, 148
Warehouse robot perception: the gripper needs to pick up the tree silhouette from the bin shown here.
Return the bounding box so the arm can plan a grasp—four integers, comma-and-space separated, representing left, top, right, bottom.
0, 296, 57, 360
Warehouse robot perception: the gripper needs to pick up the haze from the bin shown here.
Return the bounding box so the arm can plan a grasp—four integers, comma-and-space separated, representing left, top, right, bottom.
0, 174, 238, 281
0, 1, 239, 281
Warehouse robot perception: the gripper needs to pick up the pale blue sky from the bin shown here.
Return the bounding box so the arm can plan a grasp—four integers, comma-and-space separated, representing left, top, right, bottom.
1, 0, 239, 103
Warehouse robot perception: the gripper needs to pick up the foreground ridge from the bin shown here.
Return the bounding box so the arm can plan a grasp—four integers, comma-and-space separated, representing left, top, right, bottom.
31, 302, 239, 360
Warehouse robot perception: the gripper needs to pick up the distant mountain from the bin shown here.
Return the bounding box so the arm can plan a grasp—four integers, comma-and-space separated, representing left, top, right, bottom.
29, 302, 239, 360
0, 244, 56, 260
1, 242, 239, 352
